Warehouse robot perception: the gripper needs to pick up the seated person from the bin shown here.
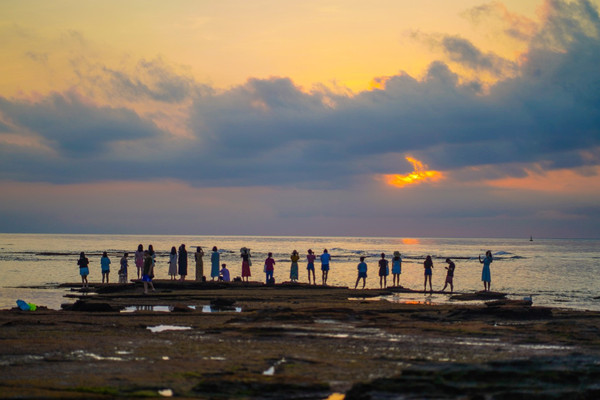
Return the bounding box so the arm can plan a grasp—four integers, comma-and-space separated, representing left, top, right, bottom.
219, 263, 231, 282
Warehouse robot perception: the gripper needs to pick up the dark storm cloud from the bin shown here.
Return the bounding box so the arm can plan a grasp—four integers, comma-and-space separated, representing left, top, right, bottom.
1, 0, 599, 186
0, 91, 163, 156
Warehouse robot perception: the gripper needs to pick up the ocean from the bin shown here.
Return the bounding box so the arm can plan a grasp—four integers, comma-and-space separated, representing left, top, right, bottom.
0, 233, 598, 311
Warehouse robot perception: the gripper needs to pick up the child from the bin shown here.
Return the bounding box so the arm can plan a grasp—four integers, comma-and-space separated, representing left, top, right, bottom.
392, 251, 402, 287
78, 252, 89, 288
119, 252, 128, 284
354, 256, 368, 289
101, 251, 111, 284
220, 263, 231, 282
306, 249, 316, 285
264, 252, 275, 285
378, 253, 389, 288
441, 258, 455, 293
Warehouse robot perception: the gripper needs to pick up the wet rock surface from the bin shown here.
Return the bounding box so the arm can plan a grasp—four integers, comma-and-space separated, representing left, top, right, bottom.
1, 283, 600, 399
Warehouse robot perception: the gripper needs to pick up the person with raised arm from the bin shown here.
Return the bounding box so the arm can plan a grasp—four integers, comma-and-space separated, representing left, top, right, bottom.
479, 250, 493, 292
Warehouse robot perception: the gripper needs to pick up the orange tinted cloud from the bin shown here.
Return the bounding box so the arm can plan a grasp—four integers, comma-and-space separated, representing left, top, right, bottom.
384, 157, 444, 188
485, 167, 600, 193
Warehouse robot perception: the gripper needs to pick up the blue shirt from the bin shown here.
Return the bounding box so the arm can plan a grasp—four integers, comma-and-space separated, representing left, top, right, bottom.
320, 253, 331, 265
357, 262, 367, 273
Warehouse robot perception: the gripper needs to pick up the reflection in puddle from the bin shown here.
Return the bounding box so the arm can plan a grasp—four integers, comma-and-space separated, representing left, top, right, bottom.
278, 323, 573, 354
202, 305, 242, 313
122, 305, 174, 313
68, 350, 125, 361
147, 325, 192, 333
121, 305, 242, 313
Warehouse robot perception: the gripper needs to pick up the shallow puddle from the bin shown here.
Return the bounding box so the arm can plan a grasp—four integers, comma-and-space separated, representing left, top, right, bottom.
147, 325, 192, 333
121, 305, 242, 313
263, 357, 286, 375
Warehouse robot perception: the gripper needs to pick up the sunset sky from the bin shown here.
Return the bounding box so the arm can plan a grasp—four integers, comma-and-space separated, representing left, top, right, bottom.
1, 0, 599, 238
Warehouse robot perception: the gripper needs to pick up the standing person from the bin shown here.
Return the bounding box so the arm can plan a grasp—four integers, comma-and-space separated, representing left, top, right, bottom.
178, 244, 188, 281
220, 263, 231, 282
210, 246, 220, 281
441, 258, 456, 293
306, 249, 316, 285
424, 255, 434, 293
479, 250, 493, 292
168, 246, 178, 280
119, 252, 128, 284
378, 253, 389, 288
195, 246, 205, 281
148, 244, 156, 270
134, 244, 144, 279
354, 256, 368, 289
264, 252, 276, 285
101, 251, 111, 284
78, 252, 89, 288
320, 249, 331, 285
290, 250, 299, 283
240, 247, 251, 282
392, 251, 402, 287
142, 250, 155, 294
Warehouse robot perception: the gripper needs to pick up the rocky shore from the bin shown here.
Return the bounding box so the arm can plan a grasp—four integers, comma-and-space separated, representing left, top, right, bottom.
1, 281, 599, 399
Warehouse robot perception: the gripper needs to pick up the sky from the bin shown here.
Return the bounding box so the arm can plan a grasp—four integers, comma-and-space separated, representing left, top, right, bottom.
1, 0, 599, 238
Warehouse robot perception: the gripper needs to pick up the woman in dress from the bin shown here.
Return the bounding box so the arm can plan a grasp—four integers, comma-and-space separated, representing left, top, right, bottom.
134, 244, 144, 279
78, 252, 89, 288
240, 247, 251, 282
424, 255, 433, 293
195, 246, 204, 281
479, 250, 493, 291
211, 246, 220, 281
290, 250, 299, 283
178, 244, 188, 281
168, 246, 177, 280
392, 251, 402, 287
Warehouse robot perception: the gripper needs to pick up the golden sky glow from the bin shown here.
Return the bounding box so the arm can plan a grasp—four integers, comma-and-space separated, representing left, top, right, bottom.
0, 0, 543, 96
385, 157, 444, 188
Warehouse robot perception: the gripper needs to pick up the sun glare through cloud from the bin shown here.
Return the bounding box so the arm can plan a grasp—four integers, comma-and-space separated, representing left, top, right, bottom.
384, 157, 444, 188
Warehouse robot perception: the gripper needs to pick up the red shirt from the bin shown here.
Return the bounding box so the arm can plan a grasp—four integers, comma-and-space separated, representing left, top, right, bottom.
265, 257, 275, 272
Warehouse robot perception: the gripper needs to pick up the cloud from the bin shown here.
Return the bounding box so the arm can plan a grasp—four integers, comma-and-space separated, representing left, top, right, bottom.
440, 35, 517, 76
462, 1, 538, 42
102, 57, 198, 103
0, 0, 599, 192
0, 91, 164, 156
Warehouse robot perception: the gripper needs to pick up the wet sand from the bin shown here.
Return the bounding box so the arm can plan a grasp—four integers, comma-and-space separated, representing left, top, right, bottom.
1, 281, 600, 399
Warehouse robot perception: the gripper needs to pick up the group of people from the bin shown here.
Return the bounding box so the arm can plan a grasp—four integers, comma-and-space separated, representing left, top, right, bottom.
77, 244, 495, 293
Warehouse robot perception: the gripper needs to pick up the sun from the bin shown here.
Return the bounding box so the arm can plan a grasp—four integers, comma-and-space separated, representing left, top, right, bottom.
384, 156, 444, 188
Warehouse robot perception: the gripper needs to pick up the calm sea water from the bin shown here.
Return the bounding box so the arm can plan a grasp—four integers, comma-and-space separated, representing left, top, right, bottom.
0, 234, 598, 311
